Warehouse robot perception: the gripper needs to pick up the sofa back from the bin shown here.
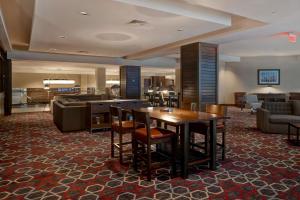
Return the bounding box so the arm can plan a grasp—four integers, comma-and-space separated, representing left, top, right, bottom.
56, 94, 111, 106
262, 102, 293, 115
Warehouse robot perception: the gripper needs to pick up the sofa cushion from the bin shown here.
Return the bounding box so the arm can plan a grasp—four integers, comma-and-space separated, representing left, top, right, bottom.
263, 102, 293, 115
269, 114, 300, 124
293, 101, 300, 116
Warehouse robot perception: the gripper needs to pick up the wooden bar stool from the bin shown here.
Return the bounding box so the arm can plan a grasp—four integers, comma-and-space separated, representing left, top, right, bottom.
132, 110, 177, 181
110, 106, 134, 164
190, 104, 228, 160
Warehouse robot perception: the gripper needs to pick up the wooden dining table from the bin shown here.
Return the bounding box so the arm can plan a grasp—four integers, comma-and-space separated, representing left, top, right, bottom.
134, 107, 224, 178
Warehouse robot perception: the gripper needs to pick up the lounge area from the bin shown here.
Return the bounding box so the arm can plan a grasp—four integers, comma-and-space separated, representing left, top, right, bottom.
1, 0, 300, 199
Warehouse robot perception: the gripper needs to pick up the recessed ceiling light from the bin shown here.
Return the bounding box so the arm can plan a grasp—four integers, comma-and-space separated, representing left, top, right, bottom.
59, 35, 65, 39
271, 11, 277, 14
77, 50, 89, 54
177, 28, 184, 32
80, 11, 88, 15
128, 19, 147, 26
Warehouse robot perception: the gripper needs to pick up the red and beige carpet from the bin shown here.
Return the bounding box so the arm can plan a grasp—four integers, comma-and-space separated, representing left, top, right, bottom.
0, 108, 300, 200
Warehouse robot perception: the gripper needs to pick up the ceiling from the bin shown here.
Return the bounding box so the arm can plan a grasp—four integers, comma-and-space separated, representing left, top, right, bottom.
191, 0, 300, 57
1, 0, 300, 69
29, 0, 228, 57
0, 0, 34, 50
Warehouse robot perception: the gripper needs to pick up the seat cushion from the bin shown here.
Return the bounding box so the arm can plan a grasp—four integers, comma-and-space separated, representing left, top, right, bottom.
250, 102, 262, 109
269, 114, 300, 124
135, 128, 174, 142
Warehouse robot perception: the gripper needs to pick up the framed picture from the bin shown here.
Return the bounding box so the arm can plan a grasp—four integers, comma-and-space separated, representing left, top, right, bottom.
257, 69, 280, 85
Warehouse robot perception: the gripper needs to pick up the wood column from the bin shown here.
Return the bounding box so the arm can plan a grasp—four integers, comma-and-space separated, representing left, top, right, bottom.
120, 66, 141, 99
180, 42, 218, 111
0, 49, 5, 116
4, 58, 12, 115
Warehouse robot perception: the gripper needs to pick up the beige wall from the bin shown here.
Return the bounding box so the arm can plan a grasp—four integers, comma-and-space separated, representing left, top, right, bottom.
219, 55, 300, 104
12, 73, 81, 88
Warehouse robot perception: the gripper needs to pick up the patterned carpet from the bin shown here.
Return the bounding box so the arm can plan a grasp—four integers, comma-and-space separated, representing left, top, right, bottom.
0, 107, 300, 200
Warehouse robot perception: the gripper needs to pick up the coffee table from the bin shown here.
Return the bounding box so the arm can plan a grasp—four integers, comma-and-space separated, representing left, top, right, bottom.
288, 122, 300, 146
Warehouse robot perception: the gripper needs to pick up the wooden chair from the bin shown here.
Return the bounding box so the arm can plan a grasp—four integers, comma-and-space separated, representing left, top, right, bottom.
190, 104, 228, 160
110, 106, 134, 164
132, 110, 177, 181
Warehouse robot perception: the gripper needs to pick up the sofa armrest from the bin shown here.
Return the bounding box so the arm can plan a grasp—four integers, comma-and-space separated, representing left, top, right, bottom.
256, 108, 270, 132
53, 101, 87, 132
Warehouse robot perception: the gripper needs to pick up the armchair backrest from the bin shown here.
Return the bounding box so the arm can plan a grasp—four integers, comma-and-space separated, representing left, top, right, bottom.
245, 95, 259, 103
262, 102, 293, 115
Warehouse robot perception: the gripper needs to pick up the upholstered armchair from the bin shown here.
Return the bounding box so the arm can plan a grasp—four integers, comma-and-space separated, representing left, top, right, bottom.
257, 101, 300, 134
244, 95, 262, 113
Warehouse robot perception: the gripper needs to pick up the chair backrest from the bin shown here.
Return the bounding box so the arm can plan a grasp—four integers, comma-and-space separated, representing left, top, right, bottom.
206, 104, 227, 116
245, 95, 259, 103
206, 104, 227, 124
110, 106, 122, 127
132, 110, 151, 142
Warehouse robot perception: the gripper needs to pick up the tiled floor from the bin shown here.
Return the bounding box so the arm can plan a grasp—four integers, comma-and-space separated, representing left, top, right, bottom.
0, 107, 300, 199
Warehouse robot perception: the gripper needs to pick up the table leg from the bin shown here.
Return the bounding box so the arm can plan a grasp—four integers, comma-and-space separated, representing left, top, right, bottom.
209, 119, 217, 170
181, 122, 189, 178
297, 128, 299, 144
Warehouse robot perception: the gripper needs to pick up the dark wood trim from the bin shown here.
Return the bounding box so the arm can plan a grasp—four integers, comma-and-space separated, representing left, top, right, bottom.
4, 57, 12, 115
180, 42, 218, 111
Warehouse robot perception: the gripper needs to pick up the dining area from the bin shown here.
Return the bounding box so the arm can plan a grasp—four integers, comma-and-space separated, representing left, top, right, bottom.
109, 104, 229, 181
144, 91, 180, 108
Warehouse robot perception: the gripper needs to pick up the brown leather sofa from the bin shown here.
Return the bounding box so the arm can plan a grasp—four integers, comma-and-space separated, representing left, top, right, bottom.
53, 94, 110, 132
53, 94, 149, 132
257, 101, 300, 134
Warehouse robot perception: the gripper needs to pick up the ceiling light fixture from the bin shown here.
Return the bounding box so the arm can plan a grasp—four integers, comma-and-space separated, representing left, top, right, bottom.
77, 50, 89, 54
106, 80, 120, 85
177, 28, 184, 32
43, 79, 75, 85
80, 11, 88, 15
128, 19, 147, 26
59, 35, 65, 39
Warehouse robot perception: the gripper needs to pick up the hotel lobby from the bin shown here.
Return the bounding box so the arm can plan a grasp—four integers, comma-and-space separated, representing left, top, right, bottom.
1, 0, 300, 199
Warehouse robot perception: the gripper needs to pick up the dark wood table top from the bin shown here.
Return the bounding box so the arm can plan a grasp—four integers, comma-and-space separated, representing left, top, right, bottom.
134, 107, 224, 125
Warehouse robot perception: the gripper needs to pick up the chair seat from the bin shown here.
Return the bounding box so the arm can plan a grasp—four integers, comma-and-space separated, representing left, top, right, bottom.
112, 120, 134, 130
135, 127, 175, 143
